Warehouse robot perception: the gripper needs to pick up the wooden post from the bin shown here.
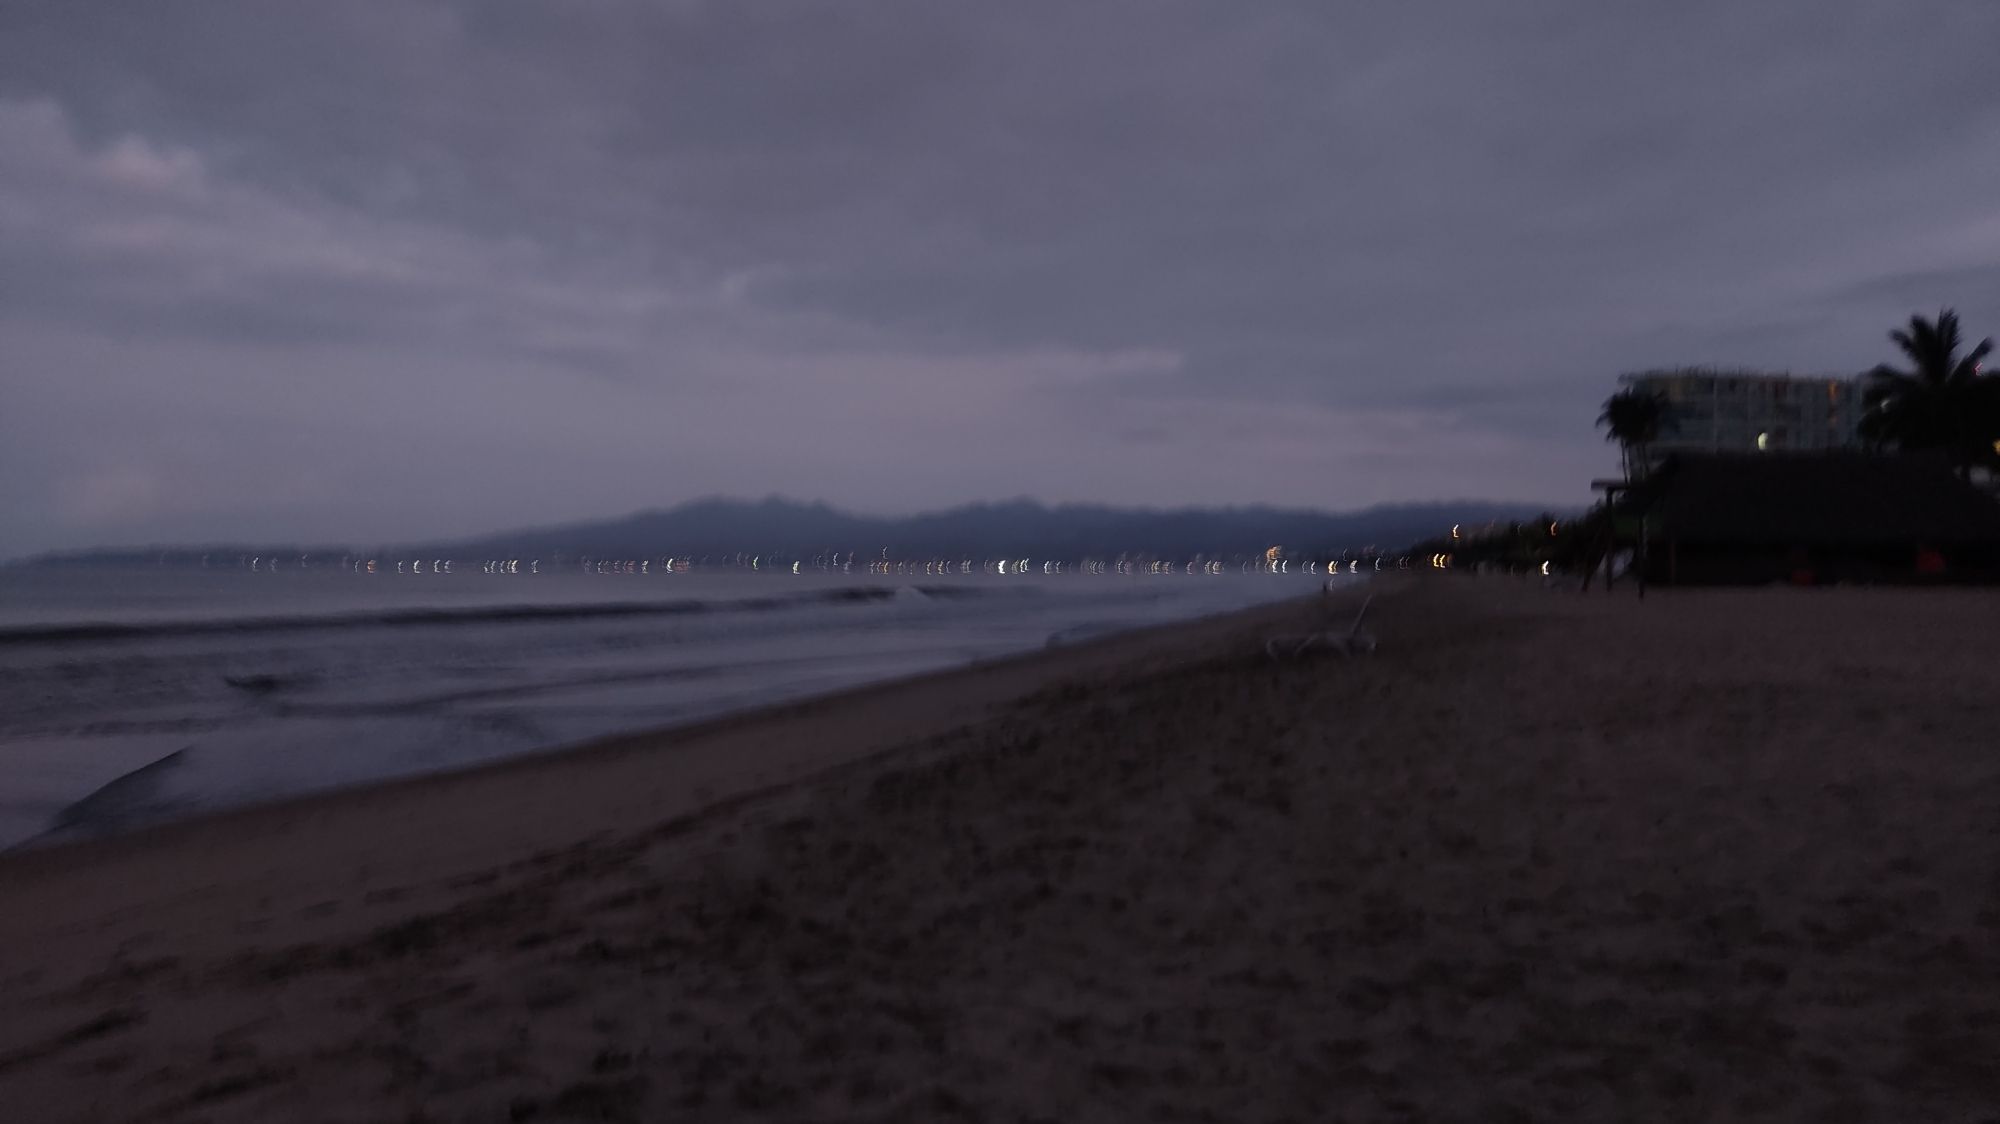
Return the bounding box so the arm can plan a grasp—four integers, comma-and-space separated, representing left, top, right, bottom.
1600, 524, 1616, 596
1603, 522, 1616, 592
1637, 516, 1648, 599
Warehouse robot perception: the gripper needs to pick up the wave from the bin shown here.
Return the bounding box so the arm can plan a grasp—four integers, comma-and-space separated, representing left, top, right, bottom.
0, 584, 1022, 647
48, 747, 190, 840
1043, 620, 1130, 648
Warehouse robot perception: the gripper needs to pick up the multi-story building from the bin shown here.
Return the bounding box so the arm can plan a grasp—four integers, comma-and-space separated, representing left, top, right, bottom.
1620, 368, 1866, 463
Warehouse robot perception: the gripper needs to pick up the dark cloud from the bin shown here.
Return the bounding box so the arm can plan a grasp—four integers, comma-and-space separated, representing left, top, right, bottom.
2, 0, 1997, 553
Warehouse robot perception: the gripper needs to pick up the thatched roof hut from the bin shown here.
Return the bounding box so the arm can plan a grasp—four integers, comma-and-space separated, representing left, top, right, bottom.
1616, 452, 2000, 584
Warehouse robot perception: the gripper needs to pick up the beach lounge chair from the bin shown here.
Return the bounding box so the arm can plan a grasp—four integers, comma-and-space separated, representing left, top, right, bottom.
1264, 594, 1376, 661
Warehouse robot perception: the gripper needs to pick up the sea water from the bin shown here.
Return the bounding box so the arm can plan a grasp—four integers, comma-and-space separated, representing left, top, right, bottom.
0, 566, 1342, 847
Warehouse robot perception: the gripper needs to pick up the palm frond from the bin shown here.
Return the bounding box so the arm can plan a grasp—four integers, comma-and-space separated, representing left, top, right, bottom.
1934, 308, 1962, 355
1951, 336, 1993, 383
1862, 365, 1916, 403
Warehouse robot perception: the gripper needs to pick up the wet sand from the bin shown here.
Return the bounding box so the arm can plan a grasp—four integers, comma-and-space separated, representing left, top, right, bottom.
3, 579, 1998, 1121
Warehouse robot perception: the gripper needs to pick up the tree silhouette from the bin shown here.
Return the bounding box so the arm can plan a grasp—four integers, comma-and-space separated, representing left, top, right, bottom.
1598, 388, 1673, 479
1859, 309, 1998, 472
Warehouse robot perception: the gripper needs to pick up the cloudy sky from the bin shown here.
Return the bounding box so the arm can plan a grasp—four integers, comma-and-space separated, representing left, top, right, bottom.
3, 1, 1997, 554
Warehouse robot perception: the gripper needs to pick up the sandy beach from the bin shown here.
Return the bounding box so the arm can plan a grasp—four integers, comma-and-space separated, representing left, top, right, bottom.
3, 579, 1998, 1121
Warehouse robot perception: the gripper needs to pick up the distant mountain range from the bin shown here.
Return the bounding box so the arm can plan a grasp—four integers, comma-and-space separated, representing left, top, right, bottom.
17, 496, 1567, 567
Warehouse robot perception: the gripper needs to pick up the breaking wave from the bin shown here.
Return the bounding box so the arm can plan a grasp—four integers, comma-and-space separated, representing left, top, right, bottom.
0, 584, 1022, 647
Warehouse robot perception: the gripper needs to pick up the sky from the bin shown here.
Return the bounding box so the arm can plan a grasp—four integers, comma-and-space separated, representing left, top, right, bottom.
3, 1, 1998, 555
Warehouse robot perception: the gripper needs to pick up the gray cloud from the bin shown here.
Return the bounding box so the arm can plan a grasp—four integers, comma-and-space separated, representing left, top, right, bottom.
2, 0, 1998, 553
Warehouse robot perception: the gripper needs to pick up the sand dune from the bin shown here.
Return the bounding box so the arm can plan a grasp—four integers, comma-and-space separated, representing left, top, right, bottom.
3, 580, 1998, 1121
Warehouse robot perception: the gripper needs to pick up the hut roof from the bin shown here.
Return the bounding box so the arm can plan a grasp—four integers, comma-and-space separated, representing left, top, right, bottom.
1625, 452, 2000, 546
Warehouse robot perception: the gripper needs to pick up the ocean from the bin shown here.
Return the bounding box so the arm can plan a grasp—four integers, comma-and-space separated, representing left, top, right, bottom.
0, 565, 1340, 848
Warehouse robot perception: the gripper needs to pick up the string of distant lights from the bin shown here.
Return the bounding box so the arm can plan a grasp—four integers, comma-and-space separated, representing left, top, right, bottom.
246, 553, 1426, 575
234, 536, 1528, 577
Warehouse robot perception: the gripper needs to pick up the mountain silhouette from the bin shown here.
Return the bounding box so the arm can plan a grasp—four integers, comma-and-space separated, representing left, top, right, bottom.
16, 496, 1565, 566
424, 496, 1557, 561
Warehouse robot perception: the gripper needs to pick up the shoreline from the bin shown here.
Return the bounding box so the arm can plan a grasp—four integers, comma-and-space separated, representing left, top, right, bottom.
0, 585, 1364, 955
2, 575, 1335, 853
6, 578, 1999, 1120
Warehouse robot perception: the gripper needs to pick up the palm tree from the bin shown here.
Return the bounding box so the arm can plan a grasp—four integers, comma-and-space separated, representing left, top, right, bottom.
1598, 388, 1672, 479
1859, 308, 1998, 473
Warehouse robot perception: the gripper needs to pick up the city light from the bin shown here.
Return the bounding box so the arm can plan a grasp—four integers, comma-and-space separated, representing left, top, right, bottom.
292, 545, 1530, 580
